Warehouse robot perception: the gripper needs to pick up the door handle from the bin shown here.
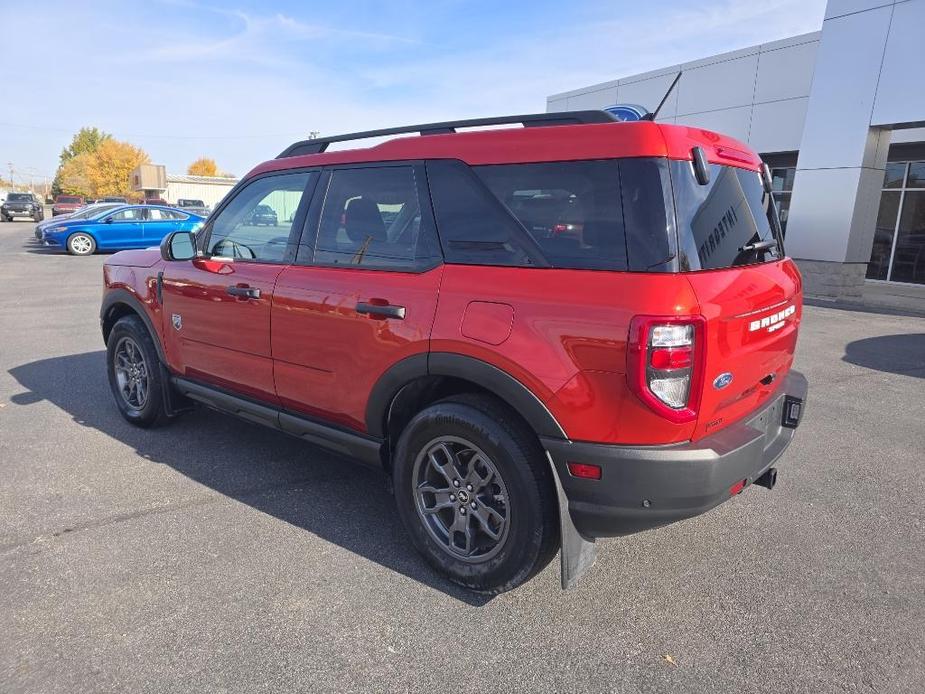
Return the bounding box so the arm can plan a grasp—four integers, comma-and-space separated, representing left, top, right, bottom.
356, 301, 405, 320
227, 285, 261, 299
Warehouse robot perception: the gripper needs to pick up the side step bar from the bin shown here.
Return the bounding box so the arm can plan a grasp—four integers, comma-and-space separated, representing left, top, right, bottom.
172, 377, 383, 467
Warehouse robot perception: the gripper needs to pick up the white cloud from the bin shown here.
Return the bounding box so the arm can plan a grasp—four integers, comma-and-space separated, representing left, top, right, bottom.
0, 0, 826, 179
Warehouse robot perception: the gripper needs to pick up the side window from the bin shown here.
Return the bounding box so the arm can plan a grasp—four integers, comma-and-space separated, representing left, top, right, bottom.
307, 166, 439, 269
148, 208, 188, 221
110, 208, 144, 221
426, 159, 535, 267
474, 160, 628, 271
206, 172, 313, 262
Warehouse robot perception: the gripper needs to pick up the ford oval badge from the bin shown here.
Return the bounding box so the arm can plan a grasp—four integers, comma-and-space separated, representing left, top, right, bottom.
713, 372, 734, 390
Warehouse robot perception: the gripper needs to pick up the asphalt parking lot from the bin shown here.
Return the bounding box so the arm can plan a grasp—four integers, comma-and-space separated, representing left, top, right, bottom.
1, 218, 923, 693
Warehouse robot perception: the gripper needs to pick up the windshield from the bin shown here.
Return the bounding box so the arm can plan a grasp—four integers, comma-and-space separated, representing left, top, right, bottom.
58, 196, 81, 204
672, 161, 783, 270
179, 199, 204, 206
8, 193, 31, 202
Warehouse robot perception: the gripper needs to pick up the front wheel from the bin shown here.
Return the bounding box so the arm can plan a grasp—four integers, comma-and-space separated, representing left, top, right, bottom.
66, 232, 96, 256
392, 394, 559, 593
106, 315, 169, 427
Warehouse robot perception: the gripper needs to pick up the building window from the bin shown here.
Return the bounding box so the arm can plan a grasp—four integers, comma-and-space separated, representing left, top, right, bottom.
867, 161, 925, 285
770, 167, 795, 234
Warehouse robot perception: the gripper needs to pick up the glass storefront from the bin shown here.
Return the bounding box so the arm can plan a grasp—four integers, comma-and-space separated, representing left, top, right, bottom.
770, 166, 795, 235
867, 161, 925, 285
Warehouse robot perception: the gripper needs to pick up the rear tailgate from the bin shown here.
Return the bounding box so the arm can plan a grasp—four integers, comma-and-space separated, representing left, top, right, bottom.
685, 258, 803, 440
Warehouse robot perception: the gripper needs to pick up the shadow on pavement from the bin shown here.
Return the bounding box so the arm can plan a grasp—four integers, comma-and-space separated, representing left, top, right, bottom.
842, 333, 925, 378
8, 350, 493, 606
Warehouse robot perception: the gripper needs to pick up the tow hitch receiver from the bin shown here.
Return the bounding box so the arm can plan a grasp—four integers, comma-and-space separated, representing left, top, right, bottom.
782, 395, 803, 429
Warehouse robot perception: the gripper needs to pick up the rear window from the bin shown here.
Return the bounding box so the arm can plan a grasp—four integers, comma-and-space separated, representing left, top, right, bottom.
57, 196, 81, 204
427, 158, 674, 271
672, 161, 783, 270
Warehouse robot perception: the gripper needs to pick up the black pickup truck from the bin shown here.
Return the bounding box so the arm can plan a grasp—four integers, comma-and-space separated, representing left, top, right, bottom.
1, 192, 44, 222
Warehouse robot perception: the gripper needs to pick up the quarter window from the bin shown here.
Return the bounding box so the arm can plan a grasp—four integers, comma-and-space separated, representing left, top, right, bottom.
206, 172, 313, 262
428, 158, 674, 271
307, 166, 439, 269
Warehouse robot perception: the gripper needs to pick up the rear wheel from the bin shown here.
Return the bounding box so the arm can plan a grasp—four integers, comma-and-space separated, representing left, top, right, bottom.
392, 394, 559, 593
106, 315, 169, 427
66, 232, 96, 256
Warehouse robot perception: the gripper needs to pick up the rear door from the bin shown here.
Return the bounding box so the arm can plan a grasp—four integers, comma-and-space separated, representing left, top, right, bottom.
159, 171, 316, 403
271, 163, 443, 433
671, 160, 802, 439
143, 207, 192, 243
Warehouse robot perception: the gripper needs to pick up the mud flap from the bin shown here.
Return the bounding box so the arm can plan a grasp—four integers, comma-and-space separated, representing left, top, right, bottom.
546, 452, 597, 589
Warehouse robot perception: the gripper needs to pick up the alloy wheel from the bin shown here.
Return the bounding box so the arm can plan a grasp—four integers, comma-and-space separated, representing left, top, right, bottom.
412, 436, 510, 563
113, 337, 149, 410
69, 234, 93, 255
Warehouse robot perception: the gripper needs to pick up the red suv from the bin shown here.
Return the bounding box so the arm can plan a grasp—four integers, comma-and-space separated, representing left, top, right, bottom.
52, 194, 84, 217
100, 112, 807, 593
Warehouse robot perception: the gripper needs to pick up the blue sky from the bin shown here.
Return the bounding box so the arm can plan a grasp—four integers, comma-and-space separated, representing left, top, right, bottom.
0, 0, 826, 183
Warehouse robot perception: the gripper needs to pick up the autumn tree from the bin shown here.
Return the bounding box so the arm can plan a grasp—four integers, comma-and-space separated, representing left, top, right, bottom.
56, 153, 95, 197
187, 158, 219, 177
88, 139, 150, 198
55, 137, 150, 199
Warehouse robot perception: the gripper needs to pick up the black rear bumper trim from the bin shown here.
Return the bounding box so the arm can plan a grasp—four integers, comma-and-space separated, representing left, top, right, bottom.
542, 370, 808, 538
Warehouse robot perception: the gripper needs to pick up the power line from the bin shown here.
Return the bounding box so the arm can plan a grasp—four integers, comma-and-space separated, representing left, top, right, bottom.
0, 120, 313, 141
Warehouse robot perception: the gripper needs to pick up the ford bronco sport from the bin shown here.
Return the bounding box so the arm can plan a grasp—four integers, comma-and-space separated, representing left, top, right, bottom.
100, 111, 807, 593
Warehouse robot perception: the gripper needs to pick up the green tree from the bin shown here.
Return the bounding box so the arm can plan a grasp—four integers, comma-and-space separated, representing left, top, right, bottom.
60, 127, 111, 164
53, 127, 112, 195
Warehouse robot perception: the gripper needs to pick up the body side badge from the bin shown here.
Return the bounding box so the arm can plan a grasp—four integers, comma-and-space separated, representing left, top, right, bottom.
172, 313, 182, 331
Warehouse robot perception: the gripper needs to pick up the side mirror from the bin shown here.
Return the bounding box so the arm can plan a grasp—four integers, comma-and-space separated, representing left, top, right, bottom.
160, 231, 197, 261
103, 216, 113, 224
691, 146, 711, 185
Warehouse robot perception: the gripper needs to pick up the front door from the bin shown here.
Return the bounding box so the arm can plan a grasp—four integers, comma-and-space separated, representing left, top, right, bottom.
271, 163, 443, 433
160, 170, 316, 403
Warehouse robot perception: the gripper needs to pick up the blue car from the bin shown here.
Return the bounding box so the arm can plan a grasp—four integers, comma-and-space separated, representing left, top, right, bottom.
41, 205, 204, 256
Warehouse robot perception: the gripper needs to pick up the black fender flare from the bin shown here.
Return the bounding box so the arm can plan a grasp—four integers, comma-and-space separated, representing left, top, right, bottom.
365, 352, 567, 440
100, 288, 166, 363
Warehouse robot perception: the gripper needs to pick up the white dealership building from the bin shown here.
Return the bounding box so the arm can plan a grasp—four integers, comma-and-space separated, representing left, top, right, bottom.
548, 0, 925, 301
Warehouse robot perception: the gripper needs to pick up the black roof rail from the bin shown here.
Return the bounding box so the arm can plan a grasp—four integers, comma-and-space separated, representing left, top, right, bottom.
276, 110, 619, 158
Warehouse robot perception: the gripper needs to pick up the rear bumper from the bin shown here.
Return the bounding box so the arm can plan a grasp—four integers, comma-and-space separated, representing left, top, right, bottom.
543, 370, 808, 538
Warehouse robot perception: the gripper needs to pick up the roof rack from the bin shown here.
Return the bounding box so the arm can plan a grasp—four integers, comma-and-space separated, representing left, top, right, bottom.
276, 110, 618, 158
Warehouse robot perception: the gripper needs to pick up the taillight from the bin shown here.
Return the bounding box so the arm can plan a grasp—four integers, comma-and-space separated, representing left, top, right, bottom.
627, 315, 706, 423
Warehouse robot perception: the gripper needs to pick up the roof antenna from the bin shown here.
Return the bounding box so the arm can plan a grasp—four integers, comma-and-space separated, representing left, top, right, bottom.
642, 71, 682, 121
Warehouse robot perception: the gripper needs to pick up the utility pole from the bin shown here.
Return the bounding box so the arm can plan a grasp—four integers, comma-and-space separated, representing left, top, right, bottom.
7, 162, 13, 190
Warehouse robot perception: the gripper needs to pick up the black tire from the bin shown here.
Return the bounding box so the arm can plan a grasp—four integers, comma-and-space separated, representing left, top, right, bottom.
392, 394, 559, 593
66, 232, 96, 256
106, 315, 169, 427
